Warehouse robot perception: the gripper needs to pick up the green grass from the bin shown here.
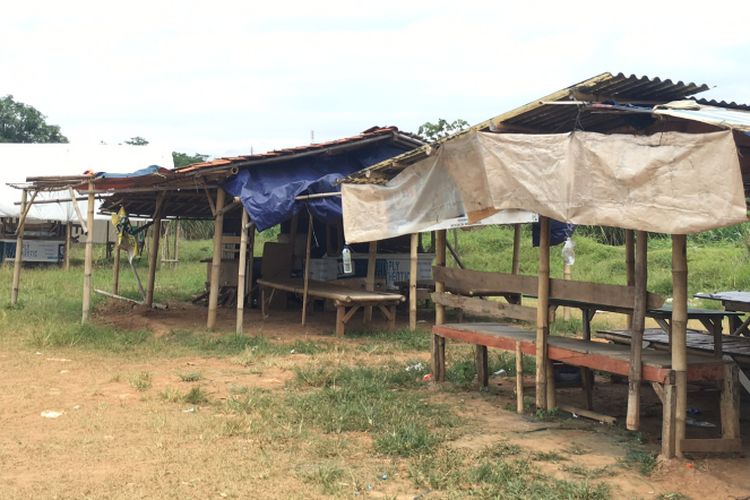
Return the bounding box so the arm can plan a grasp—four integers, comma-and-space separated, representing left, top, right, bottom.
128, 371, 152, 391
178, 371, 202, 382
183, 386, 210, 405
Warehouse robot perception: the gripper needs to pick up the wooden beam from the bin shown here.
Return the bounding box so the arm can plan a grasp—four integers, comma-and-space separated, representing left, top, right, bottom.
10, 189, 27, 305
431, 292, 536, 323
627, 231, 647, 431
720, 363, 740, 440
661, 377, 677, 458
536, 216, 550, 410
679, 438, 742, 454
558, 404, 616, 425
81, 180, 95, 323
207, 188, 226, 330
364, 240, 377, 323
672, 234, 688, 457
145, 191, 166, 308
301, 211, 313, 326
236, 208, 249, 334
14, 190, 38, 235
409, 233, 418, 331
68, 186, 88, 234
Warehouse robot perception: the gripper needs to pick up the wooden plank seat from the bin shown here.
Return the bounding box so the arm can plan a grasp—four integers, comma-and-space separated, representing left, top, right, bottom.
432, 322, 741, 452
257, 277, 405, 336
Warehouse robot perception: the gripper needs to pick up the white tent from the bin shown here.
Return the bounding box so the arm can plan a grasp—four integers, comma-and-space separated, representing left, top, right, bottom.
0, 143, 174, 222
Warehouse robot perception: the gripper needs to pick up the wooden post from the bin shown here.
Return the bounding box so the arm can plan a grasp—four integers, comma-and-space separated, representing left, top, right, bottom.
433, 230, 447, 382
661, 372, 677, 458
112, 242, 121, 295
512, 224, 521, 275
364, 240, 377, 323
10, 189, 27, 305
581, 309, 595, 410
625, 229, 635, 328
145, 192, 166, 308
236, 208, 250, 334
516, 340, 524, 414
476, 345, 489, 388
301, 211, 313, 326
720, 363, 740, 440
207, 188, 226, 330
409, 232, 418, 331
627, 231, 648, 431
671, 234, 688, 457
536, 216, 551, 410
247, 223, 255, 306
64, 221, 72, 271
81, 181, 95, 323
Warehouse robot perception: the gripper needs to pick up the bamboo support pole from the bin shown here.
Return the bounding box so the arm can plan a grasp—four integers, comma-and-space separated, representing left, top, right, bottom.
174, 220, 180, 265
433, 230, 447, 382
625, 229, 635, 328
512, 224, 522, 275
536, 216, 551, 410
145, 192, 166, 308
207, 188, 226, 330
627, 231, 648, 431
562, 263, 572, 320
364, 240, 377, 322
81, 181, 95, 323
247, 223, 255, 306
14, 190, 37, 236
112, 242, 121, 295
671, 234, 688, 457
236, 208, 250, 334
301, 212, 313, 326
409, 233, 418, 331
64, 221, 72, 271
10, 189, 27, 305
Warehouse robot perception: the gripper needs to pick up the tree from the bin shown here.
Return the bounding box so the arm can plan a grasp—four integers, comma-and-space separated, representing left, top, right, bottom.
416, 118, 469, 143
0, 95, 68, 143
124, 136, 149, 146
172, 151, 208, 168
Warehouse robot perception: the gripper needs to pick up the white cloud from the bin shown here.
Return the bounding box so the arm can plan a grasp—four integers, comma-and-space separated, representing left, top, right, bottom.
1, 0, 749, 157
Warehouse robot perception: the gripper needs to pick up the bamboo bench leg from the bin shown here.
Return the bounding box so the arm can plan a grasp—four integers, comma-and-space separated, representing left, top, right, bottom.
515, 341, 524, 414
581, 368, 594, 410
388, 304, 396, 329
475, 345, 489, 388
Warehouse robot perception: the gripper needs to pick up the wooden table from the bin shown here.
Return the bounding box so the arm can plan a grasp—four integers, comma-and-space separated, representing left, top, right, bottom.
695, 291, 750, 336
257, 277, 405, 336
646, 306, 744, 358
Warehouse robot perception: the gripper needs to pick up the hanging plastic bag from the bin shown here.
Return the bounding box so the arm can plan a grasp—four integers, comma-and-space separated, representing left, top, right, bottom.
561, 237, 576, 266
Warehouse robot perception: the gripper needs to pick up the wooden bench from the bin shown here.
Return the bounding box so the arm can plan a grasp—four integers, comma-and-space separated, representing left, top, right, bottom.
434, 322, 742, 453
257, 277, 405, 336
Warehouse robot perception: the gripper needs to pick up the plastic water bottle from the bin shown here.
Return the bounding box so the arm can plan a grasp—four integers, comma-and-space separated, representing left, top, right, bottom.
562, 237, 576, 266
342, 246, 353, 275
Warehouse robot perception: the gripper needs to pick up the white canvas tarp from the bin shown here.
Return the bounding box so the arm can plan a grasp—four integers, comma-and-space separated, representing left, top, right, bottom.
342, 130, 747, 242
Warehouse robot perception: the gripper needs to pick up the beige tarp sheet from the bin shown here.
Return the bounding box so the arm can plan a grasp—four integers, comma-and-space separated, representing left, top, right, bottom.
342, 130, 747, 243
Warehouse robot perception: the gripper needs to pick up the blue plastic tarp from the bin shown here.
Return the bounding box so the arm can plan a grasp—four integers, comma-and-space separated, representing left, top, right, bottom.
223, 144, 407, 231
93, 165, 165, 178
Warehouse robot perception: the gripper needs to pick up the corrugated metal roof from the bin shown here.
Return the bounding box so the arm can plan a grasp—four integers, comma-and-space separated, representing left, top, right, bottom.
176, 126, 423, 174
344, 72, 735, 184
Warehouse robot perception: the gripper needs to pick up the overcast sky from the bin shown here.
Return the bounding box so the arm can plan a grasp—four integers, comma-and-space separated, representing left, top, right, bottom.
3, 1, 749, 159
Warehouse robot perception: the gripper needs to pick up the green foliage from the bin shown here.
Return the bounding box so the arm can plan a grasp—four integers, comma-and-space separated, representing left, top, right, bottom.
0, 94, 68, 143
124, 136, 149, 146
178, 371, 202, 382
128, 371, 152, 391
416, 118, 469, 143
172, 151, 209, 168
183, 386, 210, 405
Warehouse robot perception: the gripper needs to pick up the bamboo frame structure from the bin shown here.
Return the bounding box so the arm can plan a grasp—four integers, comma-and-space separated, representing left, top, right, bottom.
626, 231, 647, 430
145, 191, 166, 307
409, 233, 418, 331
81, 180, 95, 323
301, 211, 313, 326
535, 216, 551, 410
236, 208, 250, 334
364, 240, 377, 323
671, 234, 688, 457
625, 229, 635, 327
207, 188, 226, 330
10, 189, 28, 306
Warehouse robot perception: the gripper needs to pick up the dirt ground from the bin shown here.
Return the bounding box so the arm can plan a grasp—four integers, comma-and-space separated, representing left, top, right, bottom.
1, 303, 749, 499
